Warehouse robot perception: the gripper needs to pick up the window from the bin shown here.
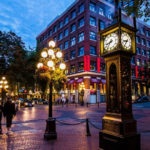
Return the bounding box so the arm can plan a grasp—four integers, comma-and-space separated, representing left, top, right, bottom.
79, 3, 84, 13
107, 13, 112, 20
100, 63, 105, 72
59, 44, 63, 50
136, 47, 141, 54
58, 21, 63, 29
64, 41, 69, 49
78, 47, 84, 56
78, 17, 84, 28
70, 37, 76, 46
53, 26, 57, 32
147, 51, 150, 58
146, 30, 150, 37
78, 32, 84, 42
141, 27, 145, 35
71, 23, 76, 32
90, 61, 97, 71
141, 38, 146, 45
142, 60, 146, 66
58, 32, 63, 40
90, 16, 96, 26
137, 58, 141, 66
90, 46, 97, 55
64, 28, 69, 37
99, 21, 105, 30
142, 49, 146, 56
64, 53, 68, 61
70, 50, 76, 59
136, 36, 140, 43
54, 37, 57, 42
78, 62, 84, 71
64, 16, 69, 25
131, 57, 135, 64
89, 31, 96, 40
147, 41, 150, 47
48, 29, 52, 36
70, 65, 75, 73
71, 10, 76, 19
65, 68, 69, 75
132, 69, 135, 76
89, 2, 96, 12
99, 8, 104, 16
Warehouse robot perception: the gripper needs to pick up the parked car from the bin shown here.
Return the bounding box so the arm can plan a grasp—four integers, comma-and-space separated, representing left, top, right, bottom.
134, 96, 149, 103
17, 98, 25, 107
23, 99, 34, 107
38, 99, 48, 105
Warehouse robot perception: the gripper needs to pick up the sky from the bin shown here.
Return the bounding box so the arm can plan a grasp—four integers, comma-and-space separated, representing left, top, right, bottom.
0, 0, 75, 49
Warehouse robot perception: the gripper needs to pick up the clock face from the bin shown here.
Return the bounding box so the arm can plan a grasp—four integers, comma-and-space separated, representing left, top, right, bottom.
104, 32, 118, 51
121, 32, 131, 50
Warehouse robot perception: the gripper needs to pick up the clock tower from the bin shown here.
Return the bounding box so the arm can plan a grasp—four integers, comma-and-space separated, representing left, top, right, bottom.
99, 5, 140, 150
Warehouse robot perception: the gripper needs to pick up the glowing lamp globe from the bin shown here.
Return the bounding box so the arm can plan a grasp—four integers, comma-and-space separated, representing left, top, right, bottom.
0, 81, 3, 84
41, 51, 48, 58
48, 41, 56, 48
37, 63, 43, 68
56, 51, 62, 58
5, 85, 8, 88
47, 61, 54, 67
2, 77, 6, 80
0, 85, 2, 88
48, 49, 54, 56
4, 81, 8, 84
60, 63, 66, 70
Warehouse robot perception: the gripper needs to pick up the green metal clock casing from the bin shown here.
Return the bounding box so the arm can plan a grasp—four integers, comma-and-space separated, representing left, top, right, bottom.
100, 24, 136, 56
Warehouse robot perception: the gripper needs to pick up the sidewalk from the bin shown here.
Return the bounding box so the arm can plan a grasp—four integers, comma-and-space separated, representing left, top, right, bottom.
0, 104, 149, 150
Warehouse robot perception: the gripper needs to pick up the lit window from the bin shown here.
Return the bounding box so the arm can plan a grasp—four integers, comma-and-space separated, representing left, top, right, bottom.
78, 47, 84, 56
90, 61, 97, 71
70, 65, 75, 73
142, 49, 146, 56
79, 3, 84, 13
141, 38, 146, 45
70, 37, 76, 46
78, 32, 84, 42
90, 16, 96, 26
137, 58, 141, 66
54, 37, 57, 42
147, 41, 150, 47
53, 26, 57, 32
147, 51, 150, 58
136, 36, 140, 43
107, 13, 112, 20
89, 31, 96, 40
99, 21, 105, 30
78, 62, 84, 71
89, 2, 96, 12
59, 44, 63, 50
78, 18, 84, 28
58, 21, 63, 29
136, 47, 141, 55
90, 46, 97, 55
146, 30, 150, 37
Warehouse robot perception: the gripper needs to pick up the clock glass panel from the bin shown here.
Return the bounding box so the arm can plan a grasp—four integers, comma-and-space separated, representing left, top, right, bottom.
121, 32, 131, 50
104, 32, 118, 51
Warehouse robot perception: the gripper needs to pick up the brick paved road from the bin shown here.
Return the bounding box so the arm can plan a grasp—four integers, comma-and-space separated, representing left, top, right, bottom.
0, 103, 150, 150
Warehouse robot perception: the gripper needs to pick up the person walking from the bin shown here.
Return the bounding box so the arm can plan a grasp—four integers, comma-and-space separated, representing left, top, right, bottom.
3, 99, 16, 134
0, 103, 3, 134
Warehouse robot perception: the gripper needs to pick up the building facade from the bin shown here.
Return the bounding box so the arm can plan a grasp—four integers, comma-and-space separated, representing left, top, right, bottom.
36, 0, 150, 103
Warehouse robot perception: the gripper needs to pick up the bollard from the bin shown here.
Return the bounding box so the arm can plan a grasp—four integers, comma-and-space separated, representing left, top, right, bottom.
86, 118, 91, 136
86, 102, 88, 107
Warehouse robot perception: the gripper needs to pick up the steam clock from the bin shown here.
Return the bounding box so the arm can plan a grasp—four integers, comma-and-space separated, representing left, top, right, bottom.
99, 7, 140, 150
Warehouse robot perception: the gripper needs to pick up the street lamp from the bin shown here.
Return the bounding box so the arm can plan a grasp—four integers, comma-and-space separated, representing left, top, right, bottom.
0, 76, 9, 106
79, 82, 85, 106
37, 40, 66, 140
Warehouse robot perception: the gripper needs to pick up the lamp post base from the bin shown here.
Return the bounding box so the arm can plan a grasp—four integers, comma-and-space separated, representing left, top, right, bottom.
44, 118, 57, 140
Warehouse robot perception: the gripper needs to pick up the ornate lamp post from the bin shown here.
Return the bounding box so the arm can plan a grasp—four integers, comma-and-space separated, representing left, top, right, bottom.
0, 76, 9, 106
37, 40, 66, 140
79, 82, 85, 106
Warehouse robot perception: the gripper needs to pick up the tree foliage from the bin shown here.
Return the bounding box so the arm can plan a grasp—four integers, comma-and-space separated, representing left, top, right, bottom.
121, 0, 150, 22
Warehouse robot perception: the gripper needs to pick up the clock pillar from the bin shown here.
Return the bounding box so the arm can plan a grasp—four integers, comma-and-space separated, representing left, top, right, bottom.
99, 52, 140, 150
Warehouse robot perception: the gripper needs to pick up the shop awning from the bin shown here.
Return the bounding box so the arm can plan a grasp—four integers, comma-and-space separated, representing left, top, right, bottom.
76, 78, 83, 83
69, 80, 74, 84
101, 79, 106, 84
91, 78, 100, 83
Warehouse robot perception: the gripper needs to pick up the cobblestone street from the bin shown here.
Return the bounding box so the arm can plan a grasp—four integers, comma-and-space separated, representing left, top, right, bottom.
0, 103, 150, 150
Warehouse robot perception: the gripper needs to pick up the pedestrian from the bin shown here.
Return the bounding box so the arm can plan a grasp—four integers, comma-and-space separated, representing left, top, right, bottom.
3, 99, 16, 134
0, 103, 3, 134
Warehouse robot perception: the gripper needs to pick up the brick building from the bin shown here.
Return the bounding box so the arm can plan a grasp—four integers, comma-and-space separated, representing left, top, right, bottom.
36, 0, 150, 103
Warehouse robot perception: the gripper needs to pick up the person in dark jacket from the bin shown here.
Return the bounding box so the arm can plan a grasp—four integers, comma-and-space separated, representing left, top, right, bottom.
3, 99, 16, 133
0, 104, 3, 134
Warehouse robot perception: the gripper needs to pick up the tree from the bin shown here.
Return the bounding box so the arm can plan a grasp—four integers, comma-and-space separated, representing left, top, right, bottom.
121, 0, 150, 22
